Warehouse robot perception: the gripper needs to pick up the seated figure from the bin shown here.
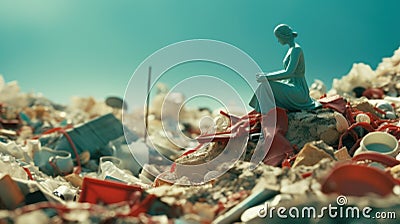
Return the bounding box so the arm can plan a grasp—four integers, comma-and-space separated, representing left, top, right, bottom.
249, 24, 320, 113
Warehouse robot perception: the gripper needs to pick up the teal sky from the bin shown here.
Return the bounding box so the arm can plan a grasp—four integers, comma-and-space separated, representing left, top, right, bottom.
1, 0, 399, 109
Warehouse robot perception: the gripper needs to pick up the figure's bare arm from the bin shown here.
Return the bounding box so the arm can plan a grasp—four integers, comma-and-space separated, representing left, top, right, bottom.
265, 47, 301, 81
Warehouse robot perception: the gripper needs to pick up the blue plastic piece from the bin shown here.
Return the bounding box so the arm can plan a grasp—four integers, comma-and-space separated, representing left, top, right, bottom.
19, 112, 31, 125
40, 113, 137, 159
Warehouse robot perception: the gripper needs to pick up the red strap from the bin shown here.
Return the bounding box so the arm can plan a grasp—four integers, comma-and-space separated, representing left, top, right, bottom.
352, 152, 400, 167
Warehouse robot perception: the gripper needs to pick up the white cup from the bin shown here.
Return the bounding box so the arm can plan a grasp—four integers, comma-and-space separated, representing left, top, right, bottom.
98, 156, 122, 174
354, 132, 399, 157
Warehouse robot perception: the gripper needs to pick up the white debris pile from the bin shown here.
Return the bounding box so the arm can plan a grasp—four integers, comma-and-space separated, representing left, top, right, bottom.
329, 47, 400, 97
329, 63, 376, 96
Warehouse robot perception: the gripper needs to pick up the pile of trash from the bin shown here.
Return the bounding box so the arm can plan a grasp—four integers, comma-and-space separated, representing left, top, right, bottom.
1, 47, 400, 223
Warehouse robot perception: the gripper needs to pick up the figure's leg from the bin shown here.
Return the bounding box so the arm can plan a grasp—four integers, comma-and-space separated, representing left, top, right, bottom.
250, 83, 276, 115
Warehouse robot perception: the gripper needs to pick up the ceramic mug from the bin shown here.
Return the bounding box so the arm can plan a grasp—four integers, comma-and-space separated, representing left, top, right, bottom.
354, 132, 399, 157
33, 147, 74, 176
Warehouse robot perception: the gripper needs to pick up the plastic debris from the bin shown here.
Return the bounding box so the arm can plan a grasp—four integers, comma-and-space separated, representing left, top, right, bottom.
79, 177, 144, 205
39, 113, 128, 159
1, 48, 400, 223
53, 185, 76, 201
321, 163, 397, 197
309, 79, 327, 100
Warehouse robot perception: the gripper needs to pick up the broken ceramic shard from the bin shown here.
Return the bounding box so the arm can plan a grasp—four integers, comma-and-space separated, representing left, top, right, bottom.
292, 140, 335, 168
333, 111, 349, 133
33, 147, 74, 176
355, 113, 371, 123
334, 147, 351, 161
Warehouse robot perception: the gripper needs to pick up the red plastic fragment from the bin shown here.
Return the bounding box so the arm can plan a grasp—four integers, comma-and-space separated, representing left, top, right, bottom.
128, 194, 158, 217
262, 129, 293, 166
301, 172, 312, 179
219, 110, 241, 124
259, 108, 294, 166
194, 107, 293, 167
362, 88, 385, 99
22, 166, 34, 180
321, 164, 397, 197
352, 152, 400, 167
318, 95, 347, 114
79, 177, 143, 205
281, 153, 297, 168
196, 110, 262, 143
281, 158, 291, 168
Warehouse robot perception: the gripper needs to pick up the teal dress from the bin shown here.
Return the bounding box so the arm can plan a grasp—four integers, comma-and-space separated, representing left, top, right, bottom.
249, 46, 320, 113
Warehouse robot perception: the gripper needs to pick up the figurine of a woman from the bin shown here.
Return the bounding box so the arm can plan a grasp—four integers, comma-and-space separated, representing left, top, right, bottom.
249, 24, 320, 113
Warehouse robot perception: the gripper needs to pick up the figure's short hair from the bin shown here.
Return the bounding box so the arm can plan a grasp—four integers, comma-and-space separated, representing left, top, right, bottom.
274, 24, 297, 40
